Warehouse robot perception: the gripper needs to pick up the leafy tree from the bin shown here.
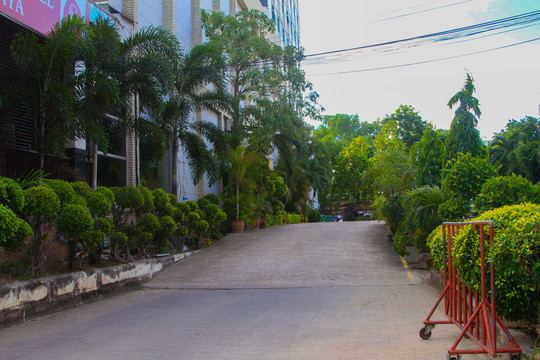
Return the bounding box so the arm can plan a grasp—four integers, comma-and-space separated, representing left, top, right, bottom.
412, 128, 446, 186
370, 120, 414, 196
155, 43, 228, 196
446, 73, 485, 159
439, 153, 497, 219
74, 17, 181, 188
474, 174, 538, 212
201, 9, 305, 146
382, 105, 429, 150
6, 16, 87, 176
332, 136, 372, 203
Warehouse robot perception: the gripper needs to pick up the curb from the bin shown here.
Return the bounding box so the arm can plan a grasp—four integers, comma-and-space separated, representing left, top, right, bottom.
0, 251, 197, 327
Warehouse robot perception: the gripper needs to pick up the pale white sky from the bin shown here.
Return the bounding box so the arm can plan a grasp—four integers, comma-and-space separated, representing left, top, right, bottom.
299, 0, 540, 139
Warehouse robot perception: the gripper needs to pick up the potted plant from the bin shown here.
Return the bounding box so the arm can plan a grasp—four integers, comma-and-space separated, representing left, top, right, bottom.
227, 146, 255, 233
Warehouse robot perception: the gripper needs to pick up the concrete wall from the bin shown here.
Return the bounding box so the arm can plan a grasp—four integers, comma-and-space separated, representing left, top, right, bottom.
0, 252, 196, 326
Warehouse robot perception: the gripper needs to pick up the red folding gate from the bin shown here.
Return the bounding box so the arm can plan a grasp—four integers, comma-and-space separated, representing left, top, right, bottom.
419, 221, 522, 360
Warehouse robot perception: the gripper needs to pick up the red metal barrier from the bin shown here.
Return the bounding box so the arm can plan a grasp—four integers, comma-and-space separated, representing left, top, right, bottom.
419, 221, 522, 360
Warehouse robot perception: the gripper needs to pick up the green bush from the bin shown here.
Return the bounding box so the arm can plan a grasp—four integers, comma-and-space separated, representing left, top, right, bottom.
137, 185, 154, 213
69, 194, 87, 208
80, 230, 106, 265
197, 198, 211, 209
306, 205, 322, 223
152, 188, 173, 216
285, 213, 302, 224
186, 201, 199, 212
114, 186, 144, 209
24, 186, 60, 219
474, 175, 538, 213
46, 179, 75, 207
71, 181, 91, 197
59, 204, 93, 238
86, 191, 112, 216
94, 217, 113, 235
0, 176, 24, 214
203, 194, 220, 205
58, 203, 94, 270
154, 215, 177, 252
109, 231, 128, 249
428, 203, 540, 322
95, 186, 115, 204
0, 204, 31, 252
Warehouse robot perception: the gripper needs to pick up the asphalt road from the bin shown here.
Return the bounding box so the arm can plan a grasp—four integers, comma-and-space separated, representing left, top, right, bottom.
0, 221, 507, 359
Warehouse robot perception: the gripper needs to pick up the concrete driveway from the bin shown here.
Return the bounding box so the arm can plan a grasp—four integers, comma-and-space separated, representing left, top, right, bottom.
0, 221, 513, 359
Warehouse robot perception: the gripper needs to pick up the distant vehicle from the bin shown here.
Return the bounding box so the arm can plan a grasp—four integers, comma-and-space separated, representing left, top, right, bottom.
335, 214, 343, 222
363, 213, 372, 218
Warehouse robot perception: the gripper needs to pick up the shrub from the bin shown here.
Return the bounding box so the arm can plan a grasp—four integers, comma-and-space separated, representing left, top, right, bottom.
80, 230, 106, 265
24, 185, 60, 219
109, 231, 128, 249
71, 181, 92, 197
114, 186, 144, 209
285, 213, 302, 224
69, 194, 87, 207
152, 188, 173, 216
0, 176, 24, 214
474, 175, 538, 212
197, 198, 211, 209
94, 217, 113, 235
86, 191, 112, 216
23, 186, 60, 274
0, 204, 31, 252
428, 203, 540, 322
136, 185, 154, 213
306, 206, 322, 223
154, 215, 177, 252
46, 179, 75, 207
58, 203, 93, 270
95, 186, 115, 204
203, 194, 220, 205
186, 201, 199, 211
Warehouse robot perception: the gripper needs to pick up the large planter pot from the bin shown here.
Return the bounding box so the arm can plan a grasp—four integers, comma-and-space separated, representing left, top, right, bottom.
231, 220, 245, 233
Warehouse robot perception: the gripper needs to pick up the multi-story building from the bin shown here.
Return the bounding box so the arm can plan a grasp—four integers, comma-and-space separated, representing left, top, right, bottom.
0, 0, 300, 200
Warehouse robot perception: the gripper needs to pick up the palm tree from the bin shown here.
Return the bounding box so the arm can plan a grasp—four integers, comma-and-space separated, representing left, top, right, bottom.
489, 132, 520, 176
7, 16, 87, 178
155, 43, 228, 197
73, 17, 181, 188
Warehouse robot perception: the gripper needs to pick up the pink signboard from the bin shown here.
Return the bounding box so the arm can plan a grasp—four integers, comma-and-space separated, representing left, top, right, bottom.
1, 0, 89, 35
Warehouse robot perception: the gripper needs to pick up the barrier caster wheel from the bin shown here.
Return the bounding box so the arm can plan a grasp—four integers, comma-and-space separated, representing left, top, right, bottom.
419, 326, 432, 340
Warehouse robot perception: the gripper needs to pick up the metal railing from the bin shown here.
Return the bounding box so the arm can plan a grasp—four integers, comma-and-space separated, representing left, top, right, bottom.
419, 221, 522, 360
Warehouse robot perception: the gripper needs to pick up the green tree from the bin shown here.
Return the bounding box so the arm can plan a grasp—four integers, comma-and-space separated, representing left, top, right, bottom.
412, 128, 446, 186
446, 73, 485, 159
202, 9, 301, 146
333, 136, 372, 203
6, 16, 87, 176
155, 43, 228, 196
440, 153, 497, 219
474, 174, 538, 212
382, 105, 429, 150
74, 17, 181, 188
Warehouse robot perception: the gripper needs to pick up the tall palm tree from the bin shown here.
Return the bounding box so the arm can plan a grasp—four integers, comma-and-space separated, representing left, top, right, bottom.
155, 43, 228, 197
7, 16, 87, 178
489, 132, 520, 176
73, 17, 181, 188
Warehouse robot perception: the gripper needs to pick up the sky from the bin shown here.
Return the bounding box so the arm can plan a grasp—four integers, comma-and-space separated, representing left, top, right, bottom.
298, 0, 540, 139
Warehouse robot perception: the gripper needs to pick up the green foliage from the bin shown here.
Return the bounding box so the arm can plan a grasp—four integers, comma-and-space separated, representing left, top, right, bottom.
152, 188, 174, 216
71, 181, 92, 197
446, 74, 486, 159
474, 175, 538, 213
109, 231, 128, 249
305, 205, 322, 223
402, 186, 445, 252
138, 213, 161, 233
440, 153, 497, 219
0, 204, 31, 252
95, 186, 115, 204
94, 217, 113, 235
114, 186, 144, 209
285, 213, 302, 224
154, 215, 177, 252
382, 105, 429, 150
69, 194, 87, 208
23, 186, 60, 219
136, 185, 154, 213
86, 191, 112, 216
373, 193, 404, 235
197, 198, 211, 210
45, 179, 75, 208
80, 230, 106, 265
452, 204, 540, 322
203, 194, 220, 205
413, 128, 446, 186
186, 201, 199, 212
0, 177, 25, 214
58, 204, 93, 238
